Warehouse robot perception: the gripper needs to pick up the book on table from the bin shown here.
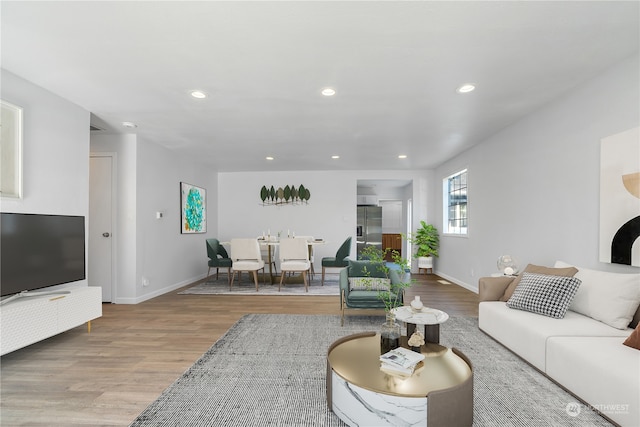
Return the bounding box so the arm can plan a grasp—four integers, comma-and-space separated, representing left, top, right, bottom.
380, 360, 425, 376
379, 347, 425, 375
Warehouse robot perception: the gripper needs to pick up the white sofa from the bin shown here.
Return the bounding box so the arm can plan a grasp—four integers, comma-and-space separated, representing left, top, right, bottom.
478, 262, 640, 427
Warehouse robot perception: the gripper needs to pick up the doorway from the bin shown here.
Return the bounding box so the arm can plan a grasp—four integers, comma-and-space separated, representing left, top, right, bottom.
356, 179, 413, 261
379, 200, 403, 260
89, 154, 116, 302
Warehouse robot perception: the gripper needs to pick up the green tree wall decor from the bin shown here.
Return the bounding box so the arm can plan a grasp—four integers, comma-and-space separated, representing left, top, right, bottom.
260, 184, 311, 205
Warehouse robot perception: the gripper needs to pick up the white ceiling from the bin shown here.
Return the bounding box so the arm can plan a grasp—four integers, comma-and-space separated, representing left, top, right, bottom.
2, 1, 638, 172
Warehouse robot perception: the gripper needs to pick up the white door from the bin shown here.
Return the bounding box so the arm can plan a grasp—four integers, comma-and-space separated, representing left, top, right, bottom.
89, 155, 114, 302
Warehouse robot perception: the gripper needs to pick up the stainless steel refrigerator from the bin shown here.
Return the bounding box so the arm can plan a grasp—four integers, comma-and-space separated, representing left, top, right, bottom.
356, 206, 382, 257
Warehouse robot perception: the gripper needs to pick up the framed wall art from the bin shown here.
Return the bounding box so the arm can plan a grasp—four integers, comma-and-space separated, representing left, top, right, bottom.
259, 184, 311, 206
180, 182, 207, 234
1, 100, 23, 198
599, 127, 639, 266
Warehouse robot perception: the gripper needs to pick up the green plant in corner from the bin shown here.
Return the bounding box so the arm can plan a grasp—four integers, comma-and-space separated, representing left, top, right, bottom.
409, 221, 440, 258
358, 245, 413, 312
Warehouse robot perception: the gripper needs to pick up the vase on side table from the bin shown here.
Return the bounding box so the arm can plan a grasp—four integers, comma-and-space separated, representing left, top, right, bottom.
380, 312, 401, 354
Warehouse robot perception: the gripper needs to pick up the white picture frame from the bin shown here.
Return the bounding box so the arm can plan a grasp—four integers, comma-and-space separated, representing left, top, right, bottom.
1, 100, 23, 199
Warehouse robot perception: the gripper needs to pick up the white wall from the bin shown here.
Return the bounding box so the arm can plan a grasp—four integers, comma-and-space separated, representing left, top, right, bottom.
1, 69, 90, 290
90, 134, 218, 303
218, 169, 430, 268
136, 138, 218, 302
434, 54, 640, 292
1, 70, 89, 216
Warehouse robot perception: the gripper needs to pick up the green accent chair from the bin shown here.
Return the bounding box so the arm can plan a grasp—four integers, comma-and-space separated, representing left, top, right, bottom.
321, 236, 352, 285
339, 259, 403, 326
206, 238, 233, 284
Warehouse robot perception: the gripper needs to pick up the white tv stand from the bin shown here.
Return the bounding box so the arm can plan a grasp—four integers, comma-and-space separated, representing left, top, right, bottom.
0, 289, 72, 306
0, 286, 102, 356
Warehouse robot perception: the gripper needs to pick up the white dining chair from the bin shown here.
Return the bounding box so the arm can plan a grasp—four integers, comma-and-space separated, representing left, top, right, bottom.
230, 238, 266, 291
294, 236, 315, 279
278, 238, 311, 292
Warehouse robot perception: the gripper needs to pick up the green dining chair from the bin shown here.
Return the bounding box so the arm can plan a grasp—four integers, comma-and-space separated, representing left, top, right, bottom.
206, 238, 233, 284
321, 236, 352, 286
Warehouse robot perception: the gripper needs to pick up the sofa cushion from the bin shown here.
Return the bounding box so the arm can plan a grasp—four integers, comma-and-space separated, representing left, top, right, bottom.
344, 290, 387, 308
555, 261, 640, 329
624, 323, 640, 351
546, 336, 640, 427
506, 273, 581, 319
478, 276, 514, 302
348, 277, 390, 291
478, 301, 631, 371
500, 264, 578, 301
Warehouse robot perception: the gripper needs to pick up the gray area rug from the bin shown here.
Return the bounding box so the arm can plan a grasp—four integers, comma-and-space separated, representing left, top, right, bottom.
130, 314, 612, 426
179, 275, 340, 296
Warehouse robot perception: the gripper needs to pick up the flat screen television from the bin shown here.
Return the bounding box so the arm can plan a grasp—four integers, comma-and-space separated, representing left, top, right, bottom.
1, 212, 86, 298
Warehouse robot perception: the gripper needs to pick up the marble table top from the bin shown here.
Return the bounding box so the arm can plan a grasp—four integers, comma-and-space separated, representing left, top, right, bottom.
392, 306, 449, 325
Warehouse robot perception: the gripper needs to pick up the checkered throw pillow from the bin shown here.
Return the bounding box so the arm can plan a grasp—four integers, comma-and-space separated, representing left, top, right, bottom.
349, 277, 391, 291
506, 272, 581, 319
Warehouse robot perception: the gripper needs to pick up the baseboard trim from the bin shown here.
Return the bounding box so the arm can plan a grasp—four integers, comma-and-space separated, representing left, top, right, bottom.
115, 274, 207, 304
433, 271, 478, 294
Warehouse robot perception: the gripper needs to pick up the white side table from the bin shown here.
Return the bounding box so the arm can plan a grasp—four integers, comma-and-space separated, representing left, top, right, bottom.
392, 306, 449, 344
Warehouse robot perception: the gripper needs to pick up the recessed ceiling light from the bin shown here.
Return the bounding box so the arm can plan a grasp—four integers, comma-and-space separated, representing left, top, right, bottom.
331, 155, 340, 159
398, 155, 407, 159
122, 121, 137, 128
456, 84, 476, 94
190, 90, 207, 99
321, 87, 336, 97
266, 156, 274, 161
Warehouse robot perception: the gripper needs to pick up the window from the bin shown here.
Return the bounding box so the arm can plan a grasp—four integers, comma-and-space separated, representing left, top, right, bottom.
443, 169, 467, 235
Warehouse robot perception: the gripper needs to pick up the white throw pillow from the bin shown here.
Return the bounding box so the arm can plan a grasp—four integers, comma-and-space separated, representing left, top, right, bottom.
555, 261, 640, 329
349, 277, 390, 291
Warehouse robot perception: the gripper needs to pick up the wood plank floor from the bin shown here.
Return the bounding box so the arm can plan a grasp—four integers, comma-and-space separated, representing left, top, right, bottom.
0, 273, 478, 426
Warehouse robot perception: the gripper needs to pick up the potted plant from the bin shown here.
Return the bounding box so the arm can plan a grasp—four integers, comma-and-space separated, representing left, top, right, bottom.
358, 245, 414, 353
409, 221, 439, 273
358, 245, 412, 312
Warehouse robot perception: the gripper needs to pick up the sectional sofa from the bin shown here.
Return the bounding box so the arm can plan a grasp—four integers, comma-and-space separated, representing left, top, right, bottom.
478, 261, 640, 427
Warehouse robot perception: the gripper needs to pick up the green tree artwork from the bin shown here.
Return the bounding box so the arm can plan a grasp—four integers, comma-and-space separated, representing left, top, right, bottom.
259, 184, 311, 205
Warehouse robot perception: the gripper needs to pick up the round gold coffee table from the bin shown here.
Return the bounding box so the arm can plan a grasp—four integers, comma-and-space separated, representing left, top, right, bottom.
327, 332, 473, 426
